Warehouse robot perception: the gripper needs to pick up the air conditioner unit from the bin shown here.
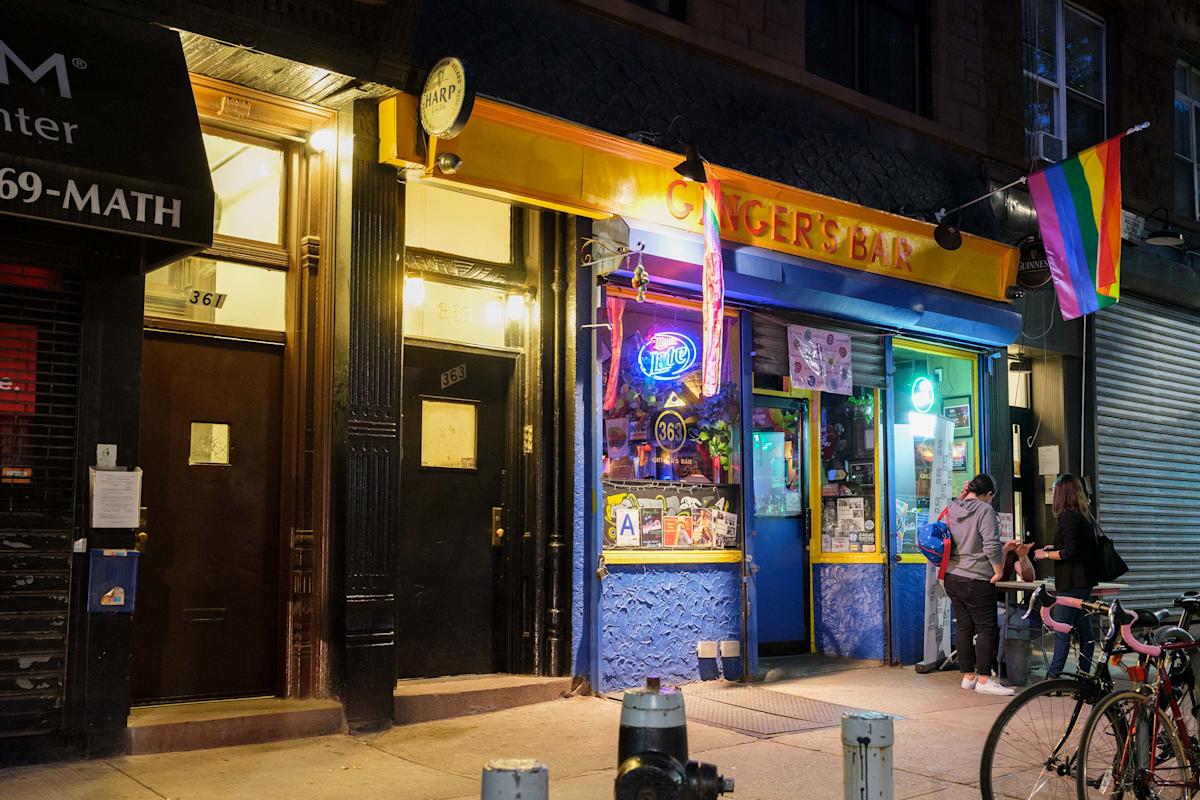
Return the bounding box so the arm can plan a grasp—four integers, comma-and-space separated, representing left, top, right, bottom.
1027, 130, 1065, 164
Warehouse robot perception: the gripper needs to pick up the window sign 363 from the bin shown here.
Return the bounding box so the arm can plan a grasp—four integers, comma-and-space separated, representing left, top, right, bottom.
185, 288, 227, 308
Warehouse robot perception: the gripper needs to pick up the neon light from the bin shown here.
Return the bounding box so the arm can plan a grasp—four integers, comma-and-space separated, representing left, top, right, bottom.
637, 331, 697, 381
911, 377, 935, 413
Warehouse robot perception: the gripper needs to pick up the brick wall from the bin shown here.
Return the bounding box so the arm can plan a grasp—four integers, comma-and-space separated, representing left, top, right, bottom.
690, 0, 802, 68
1110, 0, 1200, 219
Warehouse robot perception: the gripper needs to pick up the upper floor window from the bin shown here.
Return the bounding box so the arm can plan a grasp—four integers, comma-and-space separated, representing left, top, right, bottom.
628, 0, 686, 21
805, 0, 931, 116
1023, 0, 1105, 161
1175, 62, 1200, 219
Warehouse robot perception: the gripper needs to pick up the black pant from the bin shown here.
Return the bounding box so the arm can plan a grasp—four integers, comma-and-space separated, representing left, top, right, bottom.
943, 573, 998, 676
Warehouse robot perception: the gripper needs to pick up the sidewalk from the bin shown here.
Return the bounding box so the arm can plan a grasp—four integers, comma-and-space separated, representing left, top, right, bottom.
0, 667, 1007, 799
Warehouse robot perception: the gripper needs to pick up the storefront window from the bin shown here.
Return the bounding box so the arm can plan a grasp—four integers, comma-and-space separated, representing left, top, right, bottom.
893, 343, 979, 554
751, 404, 804, 517
600, 293, 742, 550
145, 257, 287, 332
818, 388, 878, 554
203, 132, 285, 245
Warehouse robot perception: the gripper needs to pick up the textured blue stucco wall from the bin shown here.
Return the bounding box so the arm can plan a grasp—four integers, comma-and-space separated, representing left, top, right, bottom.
600, 563, 741, 692
893, 562, 926, 665
813, 563, 885, 661
571, 400, 588, 678
572, 264, 592, 681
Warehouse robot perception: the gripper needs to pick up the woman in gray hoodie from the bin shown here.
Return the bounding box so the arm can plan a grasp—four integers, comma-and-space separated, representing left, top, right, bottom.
943, 473, 1014, 695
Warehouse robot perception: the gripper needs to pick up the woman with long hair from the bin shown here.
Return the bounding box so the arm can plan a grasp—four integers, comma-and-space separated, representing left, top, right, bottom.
944, 473, 1014, 695
1035, 474, 1100, 678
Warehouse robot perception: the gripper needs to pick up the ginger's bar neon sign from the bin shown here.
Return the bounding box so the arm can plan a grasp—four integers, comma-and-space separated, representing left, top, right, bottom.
638, 331, 697, 381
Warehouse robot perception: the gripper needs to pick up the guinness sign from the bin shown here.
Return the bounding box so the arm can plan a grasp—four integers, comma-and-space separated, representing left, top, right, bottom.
1016, 236, 1051, 289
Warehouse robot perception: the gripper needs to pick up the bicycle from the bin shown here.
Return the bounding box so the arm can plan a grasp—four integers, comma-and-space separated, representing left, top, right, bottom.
1075, 596, 1200, 800
981, 586, 1180, 800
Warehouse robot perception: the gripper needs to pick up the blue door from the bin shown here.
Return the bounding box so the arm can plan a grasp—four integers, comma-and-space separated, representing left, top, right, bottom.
750, 399, 809, 654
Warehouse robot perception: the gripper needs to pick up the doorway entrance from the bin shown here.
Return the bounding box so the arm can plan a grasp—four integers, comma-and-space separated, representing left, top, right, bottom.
396, 345, 516, 678
750, 397, 810, 657
131, 331, 284, 702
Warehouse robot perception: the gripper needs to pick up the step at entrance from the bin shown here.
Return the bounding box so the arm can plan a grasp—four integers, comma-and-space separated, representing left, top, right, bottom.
127, 697, 345, 754
393, 674, 572, 725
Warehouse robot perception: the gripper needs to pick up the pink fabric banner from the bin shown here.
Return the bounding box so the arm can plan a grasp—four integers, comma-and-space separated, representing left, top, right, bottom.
602, 296, 625, 412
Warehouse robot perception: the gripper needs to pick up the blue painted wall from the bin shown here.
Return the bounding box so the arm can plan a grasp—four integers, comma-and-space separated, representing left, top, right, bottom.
813, 563, 885, 661
892, 562, 926, 665
599, 563, 742, 691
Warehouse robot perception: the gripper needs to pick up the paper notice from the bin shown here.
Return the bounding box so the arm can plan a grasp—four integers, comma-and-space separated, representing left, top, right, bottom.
89, 467, 142, 528
615, 506, 640, 547
999, 512, 1014, 542
1038, 445, 1060, 476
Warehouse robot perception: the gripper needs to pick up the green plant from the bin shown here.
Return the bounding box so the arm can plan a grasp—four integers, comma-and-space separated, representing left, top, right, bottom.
692, 383, 741, 475
845, 393, 874, 423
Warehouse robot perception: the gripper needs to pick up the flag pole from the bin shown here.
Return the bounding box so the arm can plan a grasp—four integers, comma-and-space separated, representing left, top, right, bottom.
936, 175, 1028, 221
1122, 121, 1150, 137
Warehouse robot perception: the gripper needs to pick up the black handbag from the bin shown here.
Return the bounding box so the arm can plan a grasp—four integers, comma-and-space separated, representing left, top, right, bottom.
1091, 517, 1129, 582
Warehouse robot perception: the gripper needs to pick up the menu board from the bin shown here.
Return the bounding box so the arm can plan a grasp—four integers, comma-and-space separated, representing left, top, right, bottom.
603, 479, 740, 550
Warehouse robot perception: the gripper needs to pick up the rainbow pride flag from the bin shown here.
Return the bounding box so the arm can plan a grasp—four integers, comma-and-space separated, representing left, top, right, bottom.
701, 174, 725, 397
1028, 134, 1123, 321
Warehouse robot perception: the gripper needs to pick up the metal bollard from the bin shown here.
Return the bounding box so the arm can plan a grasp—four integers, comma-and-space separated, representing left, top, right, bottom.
841, 712, 894, 800
481, 758, 548, 800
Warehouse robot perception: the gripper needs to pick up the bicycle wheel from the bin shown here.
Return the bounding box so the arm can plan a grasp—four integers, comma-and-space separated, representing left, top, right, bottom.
1076, 690, 1191, 800
981, 677, 1098, 800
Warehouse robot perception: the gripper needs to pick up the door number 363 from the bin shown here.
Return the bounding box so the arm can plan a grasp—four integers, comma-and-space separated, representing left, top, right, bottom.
187, 290, 228, 308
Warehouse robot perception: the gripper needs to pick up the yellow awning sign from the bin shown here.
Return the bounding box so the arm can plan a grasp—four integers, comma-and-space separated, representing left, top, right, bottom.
379, 94, 1017, 302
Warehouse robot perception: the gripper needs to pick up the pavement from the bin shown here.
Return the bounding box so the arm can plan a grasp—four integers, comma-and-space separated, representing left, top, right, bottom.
0, 666, 1010, 799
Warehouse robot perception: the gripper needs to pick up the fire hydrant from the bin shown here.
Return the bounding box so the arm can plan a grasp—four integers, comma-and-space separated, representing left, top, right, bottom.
614, 677, 735, 800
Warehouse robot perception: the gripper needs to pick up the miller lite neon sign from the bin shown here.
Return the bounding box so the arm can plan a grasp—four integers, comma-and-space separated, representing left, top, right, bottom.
637, 331, 697, 381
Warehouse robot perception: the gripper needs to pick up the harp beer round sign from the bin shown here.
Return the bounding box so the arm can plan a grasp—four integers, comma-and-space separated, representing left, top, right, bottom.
420, 57, 474, 139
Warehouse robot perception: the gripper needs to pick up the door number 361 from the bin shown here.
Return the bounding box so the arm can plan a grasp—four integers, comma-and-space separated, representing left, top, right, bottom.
187, 290, 228, 308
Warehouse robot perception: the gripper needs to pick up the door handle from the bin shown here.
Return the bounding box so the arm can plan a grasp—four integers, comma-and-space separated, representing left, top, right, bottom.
135, 531, 149, 552
491, 506, 505, 547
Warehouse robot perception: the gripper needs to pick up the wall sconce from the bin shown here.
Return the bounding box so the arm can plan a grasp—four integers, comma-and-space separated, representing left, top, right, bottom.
403, 275, 426, 305
673, 143, 707, 183
1144, 207, 1185, 247
506, 292, 527, 320
308, 128, 336, 154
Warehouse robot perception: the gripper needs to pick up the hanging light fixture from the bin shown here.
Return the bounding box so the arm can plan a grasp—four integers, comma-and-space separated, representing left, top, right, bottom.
932, 175, 1029, 251
1144, 206, 1185, 247
673, 143, 707, 183
934, 213, 963, 251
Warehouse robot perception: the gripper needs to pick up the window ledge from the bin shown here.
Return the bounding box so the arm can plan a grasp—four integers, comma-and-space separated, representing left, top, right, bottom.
603, 549, 742, 564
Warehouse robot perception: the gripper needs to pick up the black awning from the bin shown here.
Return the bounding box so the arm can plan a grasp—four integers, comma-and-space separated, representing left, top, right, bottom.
1, 1, 214, 270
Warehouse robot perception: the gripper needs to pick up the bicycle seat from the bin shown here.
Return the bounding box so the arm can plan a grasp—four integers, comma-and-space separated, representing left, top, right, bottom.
1129, 608, 1165, 628
1174, 592, 1200, 612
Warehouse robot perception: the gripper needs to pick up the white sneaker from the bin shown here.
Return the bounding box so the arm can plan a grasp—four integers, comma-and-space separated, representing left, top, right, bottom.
961, 676, 978, 690
975, 680, 1015, 696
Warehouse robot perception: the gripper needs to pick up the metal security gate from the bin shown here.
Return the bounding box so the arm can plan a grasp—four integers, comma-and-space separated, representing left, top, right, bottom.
1095, 294, 1200, 608
751, 316, 887, 389
0, 264, 82, 739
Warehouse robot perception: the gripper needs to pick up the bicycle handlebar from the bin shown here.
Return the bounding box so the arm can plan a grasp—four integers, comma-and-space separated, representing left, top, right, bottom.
1112, 599, 1163, 658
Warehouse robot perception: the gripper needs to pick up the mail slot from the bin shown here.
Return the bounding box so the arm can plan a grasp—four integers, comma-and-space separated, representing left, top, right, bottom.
87, 548, 140, 613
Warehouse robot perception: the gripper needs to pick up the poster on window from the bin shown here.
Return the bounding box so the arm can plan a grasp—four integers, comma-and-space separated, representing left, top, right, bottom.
923, 414, 956, 665
787, 325, 852, 395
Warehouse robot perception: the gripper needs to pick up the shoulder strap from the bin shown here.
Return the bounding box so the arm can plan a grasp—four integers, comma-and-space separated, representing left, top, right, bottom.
937, 539, 952, 580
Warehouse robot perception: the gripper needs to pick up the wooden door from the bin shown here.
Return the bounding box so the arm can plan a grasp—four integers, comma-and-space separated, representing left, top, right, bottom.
131, 331, 283, 702
396, 346, 512, 678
